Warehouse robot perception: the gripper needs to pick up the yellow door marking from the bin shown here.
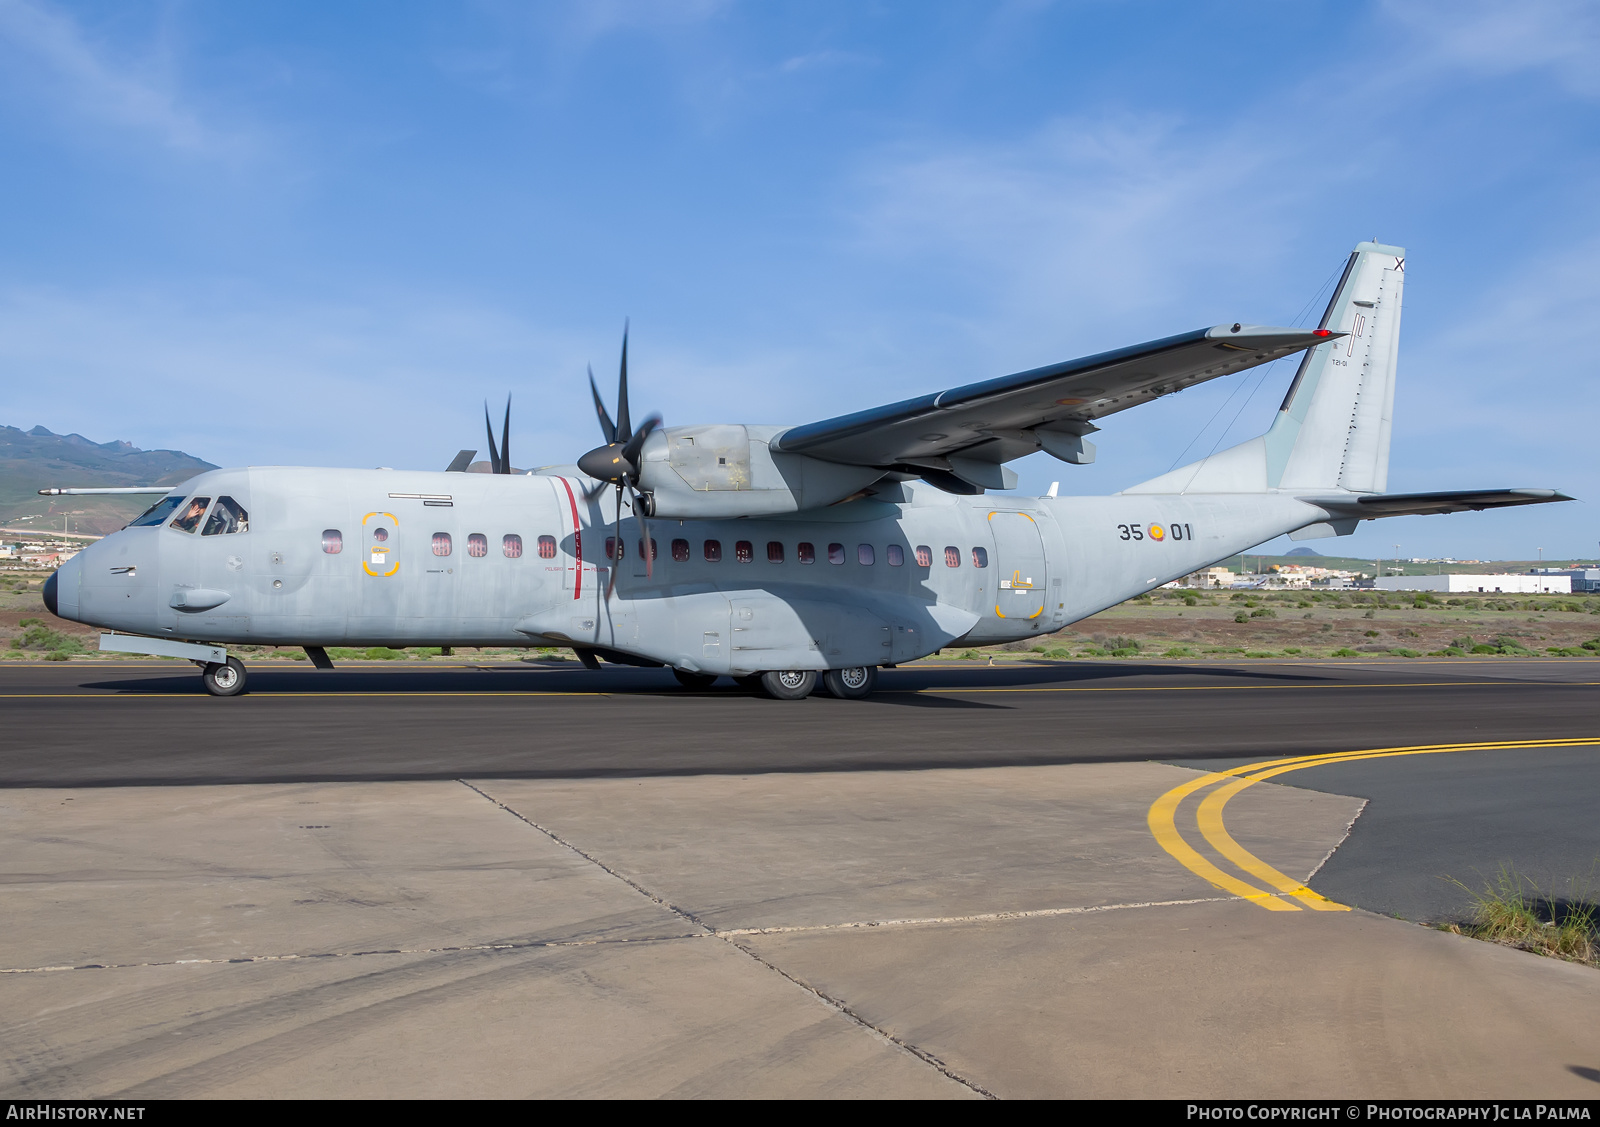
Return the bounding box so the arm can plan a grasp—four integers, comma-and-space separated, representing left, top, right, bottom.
1150, 737, 1600, 912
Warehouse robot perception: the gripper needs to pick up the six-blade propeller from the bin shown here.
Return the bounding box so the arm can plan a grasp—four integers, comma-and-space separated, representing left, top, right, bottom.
575, 325, 662, 597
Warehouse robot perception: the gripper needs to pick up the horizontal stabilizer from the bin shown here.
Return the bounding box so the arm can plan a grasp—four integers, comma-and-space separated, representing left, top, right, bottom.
1308, 488, 1573, 518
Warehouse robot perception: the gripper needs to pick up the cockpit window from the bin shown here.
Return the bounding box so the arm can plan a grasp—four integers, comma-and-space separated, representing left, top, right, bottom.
201, 496, 249, 536
169, 497, 211, 534
128, 496, 184, 528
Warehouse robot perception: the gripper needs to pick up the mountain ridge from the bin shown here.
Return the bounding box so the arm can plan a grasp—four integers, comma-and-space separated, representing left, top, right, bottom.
1, 425, 218, 536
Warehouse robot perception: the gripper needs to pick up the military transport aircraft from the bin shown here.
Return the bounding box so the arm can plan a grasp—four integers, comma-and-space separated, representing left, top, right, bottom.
41, 242, 1570, 698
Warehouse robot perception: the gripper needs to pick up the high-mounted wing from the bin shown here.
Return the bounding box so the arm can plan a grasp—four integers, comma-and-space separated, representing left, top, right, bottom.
773, 324, 1338, 489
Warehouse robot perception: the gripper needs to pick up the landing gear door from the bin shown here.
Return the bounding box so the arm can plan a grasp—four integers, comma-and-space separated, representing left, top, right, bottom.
361, 512, 400, 578
988, 511, 1047, 621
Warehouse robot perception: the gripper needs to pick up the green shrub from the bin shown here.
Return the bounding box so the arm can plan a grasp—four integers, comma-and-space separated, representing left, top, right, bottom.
1429, 647, 1466, 656
1234, 611, 1249, 623
18, 617, 40, 627
1245, 650, 1276, 658
363, 647, 403, 660
1330, 648, 1359, 657
1283, 647, 1302, 655
960, 649, 980, 660
1249, 608, 1276, 618
1391, 648, 1421, 658
1162, 646, 1195, 657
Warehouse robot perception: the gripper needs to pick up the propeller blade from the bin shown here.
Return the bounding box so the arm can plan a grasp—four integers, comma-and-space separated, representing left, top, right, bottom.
619, 412, 662, 466
588, 365, 616, 444
633, 486, 653, 580
500, 396, 512, 475
581, 478, 610, 502
604, 485, 623, 600
615, 322, 632, 444
483, 401, 502, 475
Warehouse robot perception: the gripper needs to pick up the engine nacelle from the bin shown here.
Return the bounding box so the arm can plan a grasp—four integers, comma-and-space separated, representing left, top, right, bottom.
636, 424, 885, 519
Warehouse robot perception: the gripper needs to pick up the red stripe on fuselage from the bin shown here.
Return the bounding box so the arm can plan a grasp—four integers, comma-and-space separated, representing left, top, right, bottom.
558, 477, 583, 599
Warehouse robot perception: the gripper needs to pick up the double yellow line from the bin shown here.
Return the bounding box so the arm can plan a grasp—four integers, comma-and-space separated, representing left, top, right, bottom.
1148, 737, 1600, 912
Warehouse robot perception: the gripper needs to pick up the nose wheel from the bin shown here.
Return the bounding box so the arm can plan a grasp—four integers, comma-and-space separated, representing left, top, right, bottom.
202, 656, 248, 697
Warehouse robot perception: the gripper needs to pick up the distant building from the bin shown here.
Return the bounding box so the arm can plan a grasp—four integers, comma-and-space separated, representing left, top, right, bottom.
1376, 574, 1571, 594
1530, 567, 1600, 593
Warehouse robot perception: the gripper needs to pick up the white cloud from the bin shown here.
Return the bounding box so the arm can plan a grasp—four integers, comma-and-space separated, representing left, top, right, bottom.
0, 0, 248, 156
1385, 0, 1600, 97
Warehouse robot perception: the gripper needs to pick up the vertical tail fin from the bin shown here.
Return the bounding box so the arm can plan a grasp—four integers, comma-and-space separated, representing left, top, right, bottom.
1265, 242, 1406, 492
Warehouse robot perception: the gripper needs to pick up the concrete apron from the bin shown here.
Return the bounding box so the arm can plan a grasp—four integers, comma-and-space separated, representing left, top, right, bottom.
0, 765, 1595, 1099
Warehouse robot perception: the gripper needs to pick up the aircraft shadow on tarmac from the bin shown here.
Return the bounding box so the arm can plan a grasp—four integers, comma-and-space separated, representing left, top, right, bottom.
75, 659, 1339, 701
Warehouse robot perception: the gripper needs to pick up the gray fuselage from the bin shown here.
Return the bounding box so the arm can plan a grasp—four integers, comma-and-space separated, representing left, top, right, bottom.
51, 465, 1327, 674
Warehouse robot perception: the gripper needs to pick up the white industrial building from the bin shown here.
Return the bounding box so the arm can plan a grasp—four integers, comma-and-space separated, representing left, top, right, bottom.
1375, 574, 1571, 594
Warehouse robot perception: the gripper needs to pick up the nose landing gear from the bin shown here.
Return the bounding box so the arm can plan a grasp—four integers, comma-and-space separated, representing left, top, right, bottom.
201, 656, 248, 697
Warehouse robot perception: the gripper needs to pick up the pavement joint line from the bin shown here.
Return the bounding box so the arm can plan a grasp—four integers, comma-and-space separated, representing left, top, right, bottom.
715, 896, 1236, 937
0, 898, 1242, 975
0, 931, 712, 975
1150, 737, 1600, 913
457, 778, 996, 1099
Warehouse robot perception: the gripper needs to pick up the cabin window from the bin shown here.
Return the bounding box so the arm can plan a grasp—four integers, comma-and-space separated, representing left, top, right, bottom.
972, 546, 989, 568
944, 546, 960, 568
735, 540, 753, 563
915, 545, 932, 567
828, 543, 845, 565
767, 541, 784, 563
857, 544, 875, 566
672, 538, 690, 562
372, 527, 388, 542
704, 539, 722, 562
201, 496, 249, 536
638, 538, 658, 561
129, 496, 185, 528
503, 534, 523, 558
606, 536, 625, 560
432, 533, 453, 557
169, 497, 211, 534
537, 534, 556, 558
887, 544, 904, 567
322, 529, 343, 554
798, 541, 815, 564
467, 533, 488, 558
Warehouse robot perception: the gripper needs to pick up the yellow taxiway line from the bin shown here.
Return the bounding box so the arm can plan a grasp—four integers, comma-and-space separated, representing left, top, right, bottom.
1148, 737, 1600, 912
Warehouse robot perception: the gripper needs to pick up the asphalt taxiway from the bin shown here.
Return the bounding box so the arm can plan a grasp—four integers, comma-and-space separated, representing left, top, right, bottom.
2, 658, 1598, 1097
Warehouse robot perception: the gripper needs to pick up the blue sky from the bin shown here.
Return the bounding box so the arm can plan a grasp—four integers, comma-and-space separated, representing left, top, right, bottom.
1, 0, 1596, 560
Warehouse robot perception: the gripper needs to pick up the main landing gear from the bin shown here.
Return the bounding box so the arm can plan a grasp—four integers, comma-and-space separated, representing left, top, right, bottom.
725, 666, 879, 700
201, 656, 248, 697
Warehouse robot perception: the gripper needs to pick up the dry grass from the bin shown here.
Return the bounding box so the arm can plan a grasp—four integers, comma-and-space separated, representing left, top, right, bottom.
1444, 867, 1598, 968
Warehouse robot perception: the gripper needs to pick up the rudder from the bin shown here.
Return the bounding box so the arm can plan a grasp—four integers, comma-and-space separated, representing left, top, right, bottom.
1266, 242, 1406, 493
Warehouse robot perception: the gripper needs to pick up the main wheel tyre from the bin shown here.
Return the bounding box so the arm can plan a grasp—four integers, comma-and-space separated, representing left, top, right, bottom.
822, 665, 877, 700
672, 669, 718, 690
202, 657, 247, 697
758, 670, 816, 700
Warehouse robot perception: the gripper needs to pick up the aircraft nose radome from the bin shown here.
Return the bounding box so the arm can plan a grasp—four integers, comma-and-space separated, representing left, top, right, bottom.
42, 571, 57, 616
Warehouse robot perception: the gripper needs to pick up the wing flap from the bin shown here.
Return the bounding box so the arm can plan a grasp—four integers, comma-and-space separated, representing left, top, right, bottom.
773, 325, 1337, 469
